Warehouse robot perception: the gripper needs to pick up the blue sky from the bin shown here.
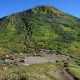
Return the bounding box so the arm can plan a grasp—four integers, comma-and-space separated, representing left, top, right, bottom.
0, 0, 80, 18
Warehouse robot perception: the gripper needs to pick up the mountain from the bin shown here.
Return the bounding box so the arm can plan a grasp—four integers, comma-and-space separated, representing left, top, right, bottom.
0, 5, 80, 59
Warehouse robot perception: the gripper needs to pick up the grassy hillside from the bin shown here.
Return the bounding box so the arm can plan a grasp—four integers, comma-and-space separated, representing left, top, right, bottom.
0, 5, 80, 80
0, 5, 80, 60
0, 62, 64, 80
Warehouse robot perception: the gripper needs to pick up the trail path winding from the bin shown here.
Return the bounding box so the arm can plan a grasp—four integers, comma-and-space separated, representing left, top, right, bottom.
7, 53, 75, 80
58, 68, 75, 80
22, 54, 75, 80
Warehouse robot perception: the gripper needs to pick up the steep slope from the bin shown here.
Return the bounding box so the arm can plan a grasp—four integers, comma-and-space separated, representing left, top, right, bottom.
0, 5, 80, 60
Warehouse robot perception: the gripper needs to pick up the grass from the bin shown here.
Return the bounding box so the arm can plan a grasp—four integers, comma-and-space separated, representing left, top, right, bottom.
0, 62, 64, 80
0, 5, 80, 80
67, 62, 80, 80
0, 5, 80, 57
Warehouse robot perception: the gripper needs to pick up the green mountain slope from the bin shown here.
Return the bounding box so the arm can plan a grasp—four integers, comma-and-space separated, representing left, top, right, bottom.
0, 5, 80, 59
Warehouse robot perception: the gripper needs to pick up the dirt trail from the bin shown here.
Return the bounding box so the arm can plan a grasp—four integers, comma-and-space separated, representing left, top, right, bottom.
58, 68, 75, 80
22, 54, 75, 80
23, 54, 73, 65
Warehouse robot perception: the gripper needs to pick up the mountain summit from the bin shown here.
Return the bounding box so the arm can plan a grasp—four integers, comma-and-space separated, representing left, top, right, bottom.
0, 5, 80, 59
30, 5, 64, 15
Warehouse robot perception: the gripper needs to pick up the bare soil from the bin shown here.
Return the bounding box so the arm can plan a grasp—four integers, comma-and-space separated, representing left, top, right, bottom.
23, 54, 73, 65
58, 68, 75, 80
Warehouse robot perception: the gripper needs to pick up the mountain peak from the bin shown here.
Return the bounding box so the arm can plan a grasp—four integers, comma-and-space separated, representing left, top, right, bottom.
31, 5, 63, 15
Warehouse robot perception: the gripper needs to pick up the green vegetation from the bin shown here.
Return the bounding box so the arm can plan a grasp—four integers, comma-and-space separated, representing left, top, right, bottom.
0, 5, 80, 60
0, 5, 80, 79
67, 62, 80, 80
0, 62, 64, 80
0, 5, 80, 57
